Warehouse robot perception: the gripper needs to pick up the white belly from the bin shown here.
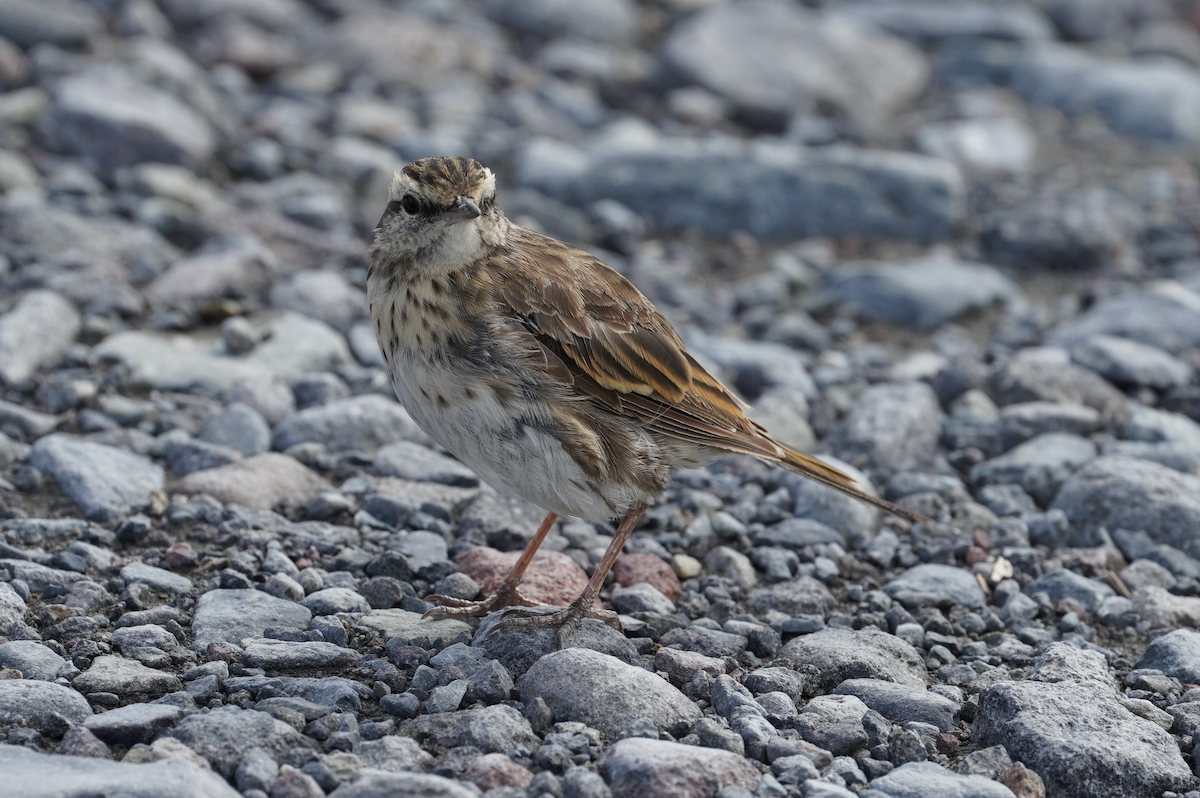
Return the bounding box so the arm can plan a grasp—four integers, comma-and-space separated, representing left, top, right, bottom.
388, 355, 631, 521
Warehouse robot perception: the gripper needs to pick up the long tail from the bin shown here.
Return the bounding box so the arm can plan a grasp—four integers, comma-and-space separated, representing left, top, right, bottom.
776, 445, 926, 525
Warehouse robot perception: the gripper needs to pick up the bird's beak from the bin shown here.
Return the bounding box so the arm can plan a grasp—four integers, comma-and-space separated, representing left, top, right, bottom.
445, 196, 481, 222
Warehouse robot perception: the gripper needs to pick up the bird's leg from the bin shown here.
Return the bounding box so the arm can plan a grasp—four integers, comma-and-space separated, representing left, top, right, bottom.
423, 511, 558, 620
486, 504, 648, 648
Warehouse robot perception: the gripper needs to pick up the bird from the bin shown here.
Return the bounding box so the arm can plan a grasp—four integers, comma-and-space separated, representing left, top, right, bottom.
367, 155, 921, 644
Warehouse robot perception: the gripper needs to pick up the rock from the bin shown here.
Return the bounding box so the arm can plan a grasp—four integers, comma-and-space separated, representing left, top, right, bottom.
1051, 457, 1200, 554
148, 236, 275, 306
93, 313, 351, 396
780, 628, 926, 691
168, 705, 312, 778
169, 440, 242, 476
660, 1, 928, 123
357, 609, 471, 649
122, 562, 193, 595
522, 136, 964, 243
0, 640, 65, 680
1137, 629, 1200, 682
884, 563, 987, 610
174, 454, 330, 511
83, 703, 181, 746
0, 559, 85, 592
970, 433, 1097, 507
0, 744, 240, 798
973, 678, 1190, 798
747, 576, 835, 617
1010, 43, 1200, 143
353, 735, 433, 772
200, 403, 271, 456
998, 402, 1102, 449
401, 704, 538, 753
519, 648, 700, 737
0, 0, 99, 47
613, 553, 681, 600
834, 679, 958, 732
987, 356, 1126, 416
837, 1, 1052, 45
374, 442, 478, 487
242, 641, 358, 670
826, 382, 944, 480
192, 589, 312, 650
326, 771, 478, 798
795, 694, 868, 755
599, 738, 760, 798
301, 588, 370, 615
1124, 405, 1200, 450
611, 582, 675, 616
1048, 286, 1200, 355
484, 0, 638, 44
48, 66, 215, 173
0, 291, 81, 385
30, 435, 164, 524
272, 395, 423, 453
456, 547, 588, 608
0, 399, 57, 440
0, 584, 24, 628
73, 655, 183, 697
1070, 335, 1194, 389
0, 679, 91, 731
225, 378, 295, 426
1133, 586, 1200, 629
825, 258, 1015, 331
870, 761, 1018, 798
916, 117, 1036, 174
776, 461, 883, 549
1023, 569, 1114, 613
269, 271, 365, 334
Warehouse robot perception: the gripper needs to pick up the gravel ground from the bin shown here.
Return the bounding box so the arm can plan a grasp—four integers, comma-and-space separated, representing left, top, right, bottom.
0, 1, 1200, 797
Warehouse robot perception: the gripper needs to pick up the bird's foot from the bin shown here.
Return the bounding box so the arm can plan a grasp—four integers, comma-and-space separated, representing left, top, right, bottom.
421, 582, 537, 621
482, 595, 621, 648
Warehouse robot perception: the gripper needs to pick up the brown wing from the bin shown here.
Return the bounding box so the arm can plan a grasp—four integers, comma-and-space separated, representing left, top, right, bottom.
492, 226, 922, 523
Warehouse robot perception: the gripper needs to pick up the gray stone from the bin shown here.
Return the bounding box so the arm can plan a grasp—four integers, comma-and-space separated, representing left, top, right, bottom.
0, 679, 91, 731
169, 439, 242, 476
869, 761, 1017, 798
519, 648, 700, 737
1011, 43, 1200, 143
1137, 629, 1200, 683
1023, 569, 1114, 612
269, 270, 366, 334
0, 399, 57, 440
752, 518, 845, 549
780, 628, 926, 692
970, 433, 1096, 507
112, 624, 178, 655
747, 576, 835, 617
987, 356, 1126, 416
192, 589, 312, 650
273, 395, 423, 453
998, 402, 1102, 448
521, 136, 963, 243
1029, 643, 1113, 689
837, 1, 1052, 44
0, 290, 81, 385
1125, 404, 1200, 450
168, 705, 313, 778
1051, 457, 1200, 554
174, 453, 330, 511
916, 116, 1036, 174
834, 679, 958, 732
0, 559, 85, 592
326, 771, 478, 798
827, 382, 944, 481
148, 236, 275, 306
777, 462, 883, 549
122, 562, 193, 595
1048, 287, 1200, 355
0, 0, 99, 47
83, 703, 181, 746
660, 1, 927, 122
242, 641, 358, 670
302, 587, 370, 615
0, 743, 240, 798
484, 0, 638, 44
611, 582, 676, 616
72, 655, 182, 697
402, 704, 538, 753
598, 738, 760, 798
374, 442, 478, 487
0, 585, 24, 628
796, 694, 869, 755
201, 403, 271, 456
30, 435, 164, 523
48, 66, 215, 173
825, 258, 1015, 331
0, 640, 65, 680
1070, 335, 1194, 389
93, 313, 351, 396
884, 564, 987, 610
973, 680, 1190, 798
358, 609, 471, 649
353, 735, 433, 772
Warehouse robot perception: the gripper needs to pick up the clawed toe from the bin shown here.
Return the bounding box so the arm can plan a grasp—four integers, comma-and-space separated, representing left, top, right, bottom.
421, 585, 536, 621
482, 598, 622, 648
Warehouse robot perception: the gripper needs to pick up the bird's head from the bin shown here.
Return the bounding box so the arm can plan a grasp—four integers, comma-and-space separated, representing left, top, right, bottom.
371, 156, 504, 273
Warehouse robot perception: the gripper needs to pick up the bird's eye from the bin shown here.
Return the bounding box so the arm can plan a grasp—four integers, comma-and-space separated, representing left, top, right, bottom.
401, 195, 419, 215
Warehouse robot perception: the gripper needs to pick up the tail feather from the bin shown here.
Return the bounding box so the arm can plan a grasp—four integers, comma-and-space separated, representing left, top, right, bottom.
777, 446, 926, 525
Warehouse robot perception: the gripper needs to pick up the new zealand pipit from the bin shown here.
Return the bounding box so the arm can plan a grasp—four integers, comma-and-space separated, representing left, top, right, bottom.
368, 156, 920, 644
